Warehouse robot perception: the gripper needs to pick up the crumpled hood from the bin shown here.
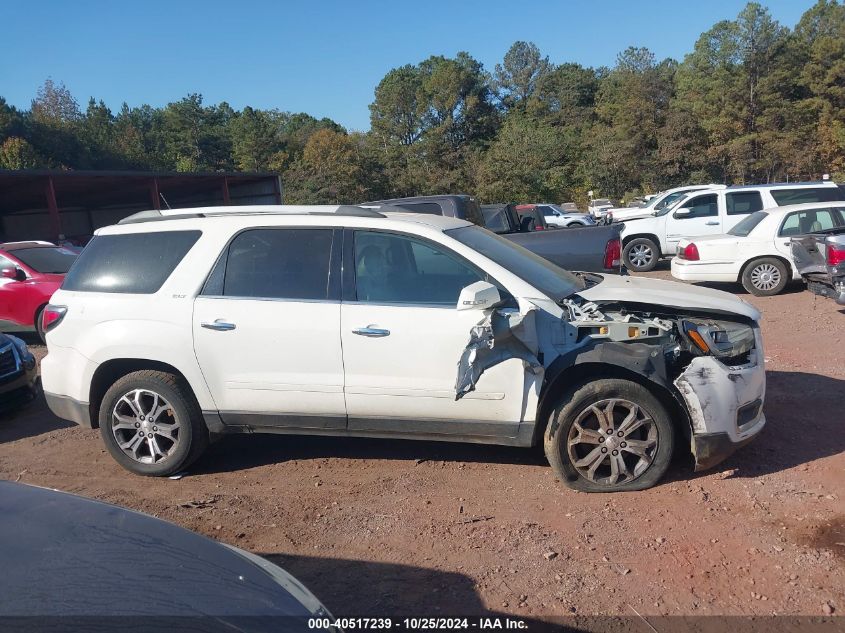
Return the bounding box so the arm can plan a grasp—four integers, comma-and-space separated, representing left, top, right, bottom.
577, 274, 760, 321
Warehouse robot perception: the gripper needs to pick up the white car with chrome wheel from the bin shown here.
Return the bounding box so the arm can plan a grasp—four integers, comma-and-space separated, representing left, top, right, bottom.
671, 202, 845, 296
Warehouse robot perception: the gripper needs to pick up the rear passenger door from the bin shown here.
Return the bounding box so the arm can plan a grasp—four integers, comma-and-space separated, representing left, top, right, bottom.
776, 207, 845, 261
665, 193, 722, 251
192, 227, 346, 429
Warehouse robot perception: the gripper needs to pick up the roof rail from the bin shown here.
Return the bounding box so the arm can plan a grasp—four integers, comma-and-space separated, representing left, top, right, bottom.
117, 205, 385, 225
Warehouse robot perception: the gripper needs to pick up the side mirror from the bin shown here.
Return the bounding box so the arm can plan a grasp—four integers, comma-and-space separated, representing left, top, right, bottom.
673, 208, 692, 218
1, 267, 25, 281
457, 281, 501, 311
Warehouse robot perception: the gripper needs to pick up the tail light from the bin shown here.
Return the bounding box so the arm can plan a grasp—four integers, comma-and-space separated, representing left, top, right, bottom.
604, 238, 621, 270
680, 243, 700, 261
828, 244, 845, 267
41, 305, 67, 333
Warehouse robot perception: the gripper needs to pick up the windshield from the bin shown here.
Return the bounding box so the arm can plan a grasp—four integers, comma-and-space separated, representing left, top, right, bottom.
655, 192, 694, 217
652, 191, 689, 212
11, 247, 78, 274
446, 225, 584, 301
728, 211, 768, 237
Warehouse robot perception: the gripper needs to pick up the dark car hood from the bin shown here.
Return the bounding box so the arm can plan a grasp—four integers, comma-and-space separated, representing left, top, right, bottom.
0, 482, 312, 617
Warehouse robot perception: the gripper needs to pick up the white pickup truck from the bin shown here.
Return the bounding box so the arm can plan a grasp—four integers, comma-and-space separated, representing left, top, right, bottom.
608, 184, 725, 223
621, 181, 845, 272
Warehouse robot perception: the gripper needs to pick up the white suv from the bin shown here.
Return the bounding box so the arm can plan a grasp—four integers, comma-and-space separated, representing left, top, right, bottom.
42, 205, 767, 492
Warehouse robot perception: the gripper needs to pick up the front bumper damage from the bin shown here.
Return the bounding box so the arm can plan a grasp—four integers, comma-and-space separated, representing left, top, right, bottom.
673, 328, 766, 471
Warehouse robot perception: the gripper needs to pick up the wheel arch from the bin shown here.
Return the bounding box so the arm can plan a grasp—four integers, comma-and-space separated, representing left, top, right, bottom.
88, 359, 199, 430
737, 254, 792, 283
621, 232, 661, 248
534, 355, 692, 450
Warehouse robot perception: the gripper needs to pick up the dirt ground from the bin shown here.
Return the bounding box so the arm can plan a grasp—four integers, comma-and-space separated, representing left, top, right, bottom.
1, 267, 843, 622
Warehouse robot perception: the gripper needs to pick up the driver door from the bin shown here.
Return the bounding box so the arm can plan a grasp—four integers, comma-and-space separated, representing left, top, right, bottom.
665, 192, 723, 252
339, 229, 535, 439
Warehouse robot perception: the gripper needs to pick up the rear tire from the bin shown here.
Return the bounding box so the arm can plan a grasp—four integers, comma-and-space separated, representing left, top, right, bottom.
544, 378, 674, 492
623, 238, 660, 272
741, 257, 788, 296
99, 370, 208, 476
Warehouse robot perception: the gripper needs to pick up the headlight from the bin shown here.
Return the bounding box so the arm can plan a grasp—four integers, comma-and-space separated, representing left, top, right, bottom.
682, 319, 755, 360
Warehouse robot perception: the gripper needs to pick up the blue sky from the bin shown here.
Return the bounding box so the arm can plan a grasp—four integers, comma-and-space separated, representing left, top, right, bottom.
1, 0, 813, 131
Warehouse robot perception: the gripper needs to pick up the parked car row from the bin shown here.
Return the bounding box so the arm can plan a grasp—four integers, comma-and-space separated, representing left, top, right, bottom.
671, 203, 845, 296
621, 180, 844, 272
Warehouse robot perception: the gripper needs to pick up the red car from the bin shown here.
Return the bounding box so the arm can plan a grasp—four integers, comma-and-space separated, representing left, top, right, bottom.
0, 242, 78, 342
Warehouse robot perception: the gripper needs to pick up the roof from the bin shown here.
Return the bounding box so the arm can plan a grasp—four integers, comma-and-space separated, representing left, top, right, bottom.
109, 204, 473, 232
662, 183, 726, 194
757, 201, 845, 216
726, 180, 839, 190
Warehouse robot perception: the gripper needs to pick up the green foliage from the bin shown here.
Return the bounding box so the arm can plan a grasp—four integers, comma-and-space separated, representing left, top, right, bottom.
494, 41, 551, 109
0, 136, 42, 169
3, 2, 845, 203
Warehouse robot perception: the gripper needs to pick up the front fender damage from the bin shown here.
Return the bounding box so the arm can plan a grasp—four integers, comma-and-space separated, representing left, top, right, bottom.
455, 306, 543, 400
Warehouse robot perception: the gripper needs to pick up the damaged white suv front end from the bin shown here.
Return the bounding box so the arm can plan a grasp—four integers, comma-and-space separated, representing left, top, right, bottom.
563, 279, 766, 472
449, 236, 766, 491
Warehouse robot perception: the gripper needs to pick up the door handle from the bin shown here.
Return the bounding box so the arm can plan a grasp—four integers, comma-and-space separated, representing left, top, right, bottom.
201, 319, 236, 331
352, 326, 390, 337
705, 221, 720, 226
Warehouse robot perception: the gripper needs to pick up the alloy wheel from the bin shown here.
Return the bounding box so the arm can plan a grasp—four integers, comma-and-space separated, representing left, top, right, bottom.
628, 244, 653, 268
566, 398, 659, 486
111, 389, 180, 464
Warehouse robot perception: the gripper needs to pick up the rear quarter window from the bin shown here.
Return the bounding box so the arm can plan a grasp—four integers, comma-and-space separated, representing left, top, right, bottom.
62, 230, 201, 293
771, 187, 844, 206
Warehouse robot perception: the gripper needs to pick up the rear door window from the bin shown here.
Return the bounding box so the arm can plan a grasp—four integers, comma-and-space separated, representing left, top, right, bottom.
771, 187, 843, 206
778, 209, 843, 237
62, 231, 201, 293
726, 191, 764, 216
212, 228, 334, 300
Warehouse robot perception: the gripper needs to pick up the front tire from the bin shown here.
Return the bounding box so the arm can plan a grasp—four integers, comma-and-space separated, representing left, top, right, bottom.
623, 238, 660, 272
741, 257, 788, 296
544, 378, 674, 492
99, 370, 208, 476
